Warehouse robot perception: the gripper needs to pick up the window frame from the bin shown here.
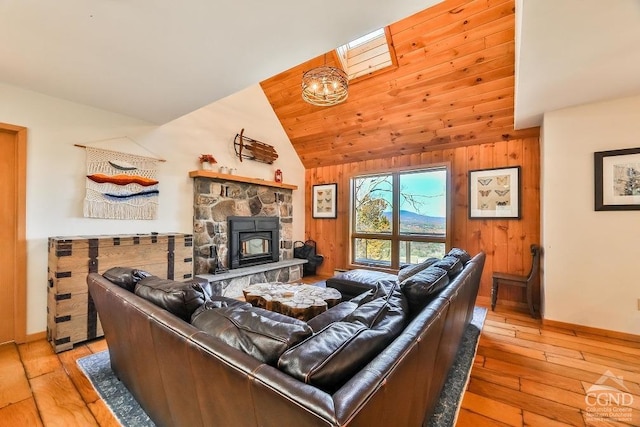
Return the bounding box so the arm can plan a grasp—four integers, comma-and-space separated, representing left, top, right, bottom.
348, 163, 452, 272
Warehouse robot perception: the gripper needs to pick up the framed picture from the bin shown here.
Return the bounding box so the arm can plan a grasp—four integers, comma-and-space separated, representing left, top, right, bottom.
469, 166, 520, 219
312, 183, 337, 218
594, 147, 640, 211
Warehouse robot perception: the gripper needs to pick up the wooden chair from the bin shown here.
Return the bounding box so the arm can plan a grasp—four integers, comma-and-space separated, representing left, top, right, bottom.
491, 244, 541, 318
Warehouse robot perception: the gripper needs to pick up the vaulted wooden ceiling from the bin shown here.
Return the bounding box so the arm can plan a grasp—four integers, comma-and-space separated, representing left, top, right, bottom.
260, 0, 539, 169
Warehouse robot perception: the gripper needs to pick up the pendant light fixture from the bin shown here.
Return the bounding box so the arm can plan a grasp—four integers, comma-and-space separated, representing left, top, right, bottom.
301, 54, 348, 107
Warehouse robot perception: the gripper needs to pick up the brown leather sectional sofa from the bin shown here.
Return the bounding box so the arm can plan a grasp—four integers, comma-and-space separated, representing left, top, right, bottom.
87, 250, 485, 427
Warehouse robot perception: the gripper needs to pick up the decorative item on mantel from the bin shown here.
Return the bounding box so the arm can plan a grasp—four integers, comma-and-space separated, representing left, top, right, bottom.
234, 128, 278, 164
199, 154, 217, 170
274, 169, 283, 183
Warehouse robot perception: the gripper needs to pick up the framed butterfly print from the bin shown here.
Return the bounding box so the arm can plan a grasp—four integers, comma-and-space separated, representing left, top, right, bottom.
469, 166, 520, 219
312, 183, 338, 218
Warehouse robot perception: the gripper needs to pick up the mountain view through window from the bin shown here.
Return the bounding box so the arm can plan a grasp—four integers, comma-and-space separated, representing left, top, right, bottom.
352, 168, 448, 268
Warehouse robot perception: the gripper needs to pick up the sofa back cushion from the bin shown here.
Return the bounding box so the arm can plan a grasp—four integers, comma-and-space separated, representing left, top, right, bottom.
344, 282, 408, 328
397, 257, 438, 282
400, 266, 449, 314
306, 301, 359, 333
446, 247, 471, 265
192, 306, 312, 365
431, 255, 463, 278
191, 296, 252, 314
134, 276, 205, 321
102, 267, 151, 292
278, 284, 407, 392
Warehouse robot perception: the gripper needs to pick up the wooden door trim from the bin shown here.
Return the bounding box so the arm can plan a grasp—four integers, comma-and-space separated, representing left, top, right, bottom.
1, 122, 27, 343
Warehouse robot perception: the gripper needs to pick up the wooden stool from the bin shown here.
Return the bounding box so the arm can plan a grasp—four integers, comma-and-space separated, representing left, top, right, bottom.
491, 244, 541, 318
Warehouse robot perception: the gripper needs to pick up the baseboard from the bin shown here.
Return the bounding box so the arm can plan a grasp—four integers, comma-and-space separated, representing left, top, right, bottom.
22, 331, 46, 343
478, 296, 639, 341
475, 296, 490, 307
475, 295, 527, 310
542, 318, 640, 342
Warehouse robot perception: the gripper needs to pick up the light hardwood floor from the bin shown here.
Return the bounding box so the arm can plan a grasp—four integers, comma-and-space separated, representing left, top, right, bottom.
458, 307, 640, 427
1, 304, 638, 426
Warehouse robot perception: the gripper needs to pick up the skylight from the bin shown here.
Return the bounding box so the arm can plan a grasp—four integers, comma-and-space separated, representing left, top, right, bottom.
346, 28, 385, 49
336, 28, 396, 81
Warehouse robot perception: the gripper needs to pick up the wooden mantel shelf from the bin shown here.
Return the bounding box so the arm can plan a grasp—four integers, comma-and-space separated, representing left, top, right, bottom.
189, 170, 298, 190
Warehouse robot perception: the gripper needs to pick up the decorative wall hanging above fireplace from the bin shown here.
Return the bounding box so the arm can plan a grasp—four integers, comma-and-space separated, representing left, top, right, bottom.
234, 128, 278, 164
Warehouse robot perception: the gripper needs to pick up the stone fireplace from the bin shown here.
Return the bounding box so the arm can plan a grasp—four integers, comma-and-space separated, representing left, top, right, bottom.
192, 174, 294, 275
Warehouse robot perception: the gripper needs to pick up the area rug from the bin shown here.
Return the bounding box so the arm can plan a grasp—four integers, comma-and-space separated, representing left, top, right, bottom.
77, 306, 487, 427
427, 306, 487, 427
77, 351, 154, 427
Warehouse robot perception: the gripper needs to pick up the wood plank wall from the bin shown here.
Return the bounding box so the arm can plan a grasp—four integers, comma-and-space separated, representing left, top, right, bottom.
261, 0, 543, 306
304, 135, 540, 304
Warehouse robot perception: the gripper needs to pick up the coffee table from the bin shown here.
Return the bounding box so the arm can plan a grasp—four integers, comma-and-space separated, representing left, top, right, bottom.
242, 283, 341, 321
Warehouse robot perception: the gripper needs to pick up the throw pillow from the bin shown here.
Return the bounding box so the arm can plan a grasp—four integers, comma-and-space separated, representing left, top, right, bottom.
102, 267, 151, 292
397, 257, 438, 282
432, 255, 463, 278
134, 276, 205, 321
400, 265, 449, 314
192, 306, 312, 365
446, 248, 471, 265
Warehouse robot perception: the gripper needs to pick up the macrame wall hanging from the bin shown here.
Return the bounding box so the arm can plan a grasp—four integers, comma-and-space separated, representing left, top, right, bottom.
82, 147, 160, 220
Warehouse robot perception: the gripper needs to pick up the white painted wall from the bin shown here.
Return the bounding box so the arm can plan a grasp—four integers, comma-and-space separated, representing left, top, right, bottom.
541, 94, 640, 335
0, 82, 305, 335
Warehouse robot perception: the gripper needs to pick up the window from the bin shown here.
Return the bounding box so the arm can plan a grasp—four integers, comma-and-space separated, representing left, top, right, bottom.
336, 27, 397, 81
351, 167, 449, 269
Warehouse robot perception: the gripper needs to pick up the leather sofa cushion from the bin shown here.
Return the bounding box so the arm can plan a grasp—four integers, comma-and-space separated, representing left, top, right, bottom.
348, 288, 379, 305
306, 301, 358, 333
192, 305, 312, 365
182, 276, 214, 296
326, 269, 397, 299
344, 282, 407, 327
397, 257, 438, 282
135, 276, 205, 321
432, 255, 463, 278
446, 247, 471, 265
400, 266, 449, 314
278, 284, 407, 392
306, 285, 388, 332
191, 297, 251, 316
102, 267, 151, 292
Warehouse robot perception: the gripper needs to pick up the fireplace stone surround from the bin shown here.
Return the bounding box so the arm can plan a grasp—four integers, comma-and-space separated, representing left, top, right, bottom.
192, 173, 296, 284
